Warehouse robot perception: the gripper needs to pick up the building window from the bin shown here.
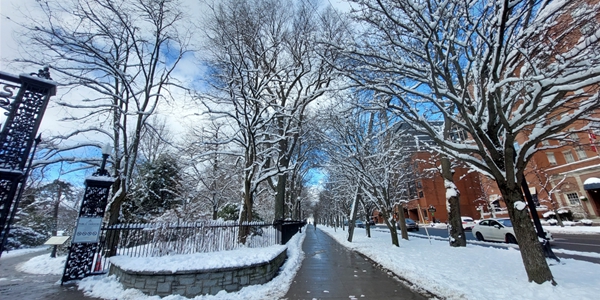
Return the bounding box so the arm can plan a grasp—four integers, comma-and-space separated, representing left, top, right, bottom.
416, 181, 422, 189
576, 146, 587, 160
542, 140, 550, 146
566, 193, 580, 205
570, 133, 580, 142
546, 152, 557, 165
563, 150, 576, 163
418, 191, 424, 198
408, 181, 417, 199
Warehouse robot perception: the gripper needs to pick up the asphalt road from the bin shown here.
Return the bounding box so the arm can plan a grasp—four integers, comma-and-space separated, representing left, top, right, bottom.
404, 227, 600, 264
0, 250, 95, 300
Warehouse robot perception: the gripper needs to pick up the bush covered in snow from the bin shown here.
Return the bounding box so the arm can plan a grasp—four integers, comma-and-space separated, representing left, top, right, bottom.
6, 225, 49, 250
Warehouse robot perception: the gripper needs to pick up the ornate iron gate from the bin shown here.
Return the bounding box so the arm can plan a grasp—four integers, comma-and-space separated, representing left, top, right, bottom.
0, 68, 56, 256
61, 163, 114, 283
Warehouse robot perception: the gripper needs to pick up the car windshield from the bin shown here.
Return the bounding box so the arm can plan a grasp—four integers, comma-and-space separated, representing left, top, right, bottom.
405, 219, 415, 224
498, 219, 513, 227
462, 217, 473, 222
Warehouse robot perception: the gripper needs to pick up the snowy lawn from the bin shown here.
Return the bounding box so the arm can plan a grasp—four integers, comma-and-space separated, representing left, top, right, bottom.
16, 252, 66, 275
0, 246, 48, 259
321, 226, 600, 300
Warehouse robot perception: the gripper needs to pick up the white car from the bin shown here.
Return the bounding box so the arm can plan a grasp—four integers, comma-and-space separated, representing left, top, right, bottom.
472, 218, 553, 244
461, 216, 476, 231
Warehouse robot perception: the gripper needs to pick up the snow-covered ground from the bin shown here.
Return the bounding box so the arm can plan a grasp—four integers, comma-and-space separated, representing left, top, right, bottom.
322, 226, 600, 300
12, 233, 304, 299
10, 224, 600, 300
0, 246, 48, 259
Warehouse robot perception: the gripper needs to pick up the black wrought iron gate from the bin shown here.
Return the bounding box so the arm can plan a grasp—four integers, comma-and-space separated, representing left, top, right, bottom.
0, 68, 56, 256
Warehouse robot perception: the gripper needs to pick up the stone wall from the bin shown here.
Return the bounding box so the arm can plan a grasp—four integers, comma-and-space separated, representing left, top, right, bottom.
109, 249, 287, 297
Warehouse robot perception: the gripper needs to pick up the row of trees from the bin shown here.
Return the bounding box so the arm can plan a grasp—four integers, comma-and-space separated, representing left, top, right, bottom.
7, 0, 600, 286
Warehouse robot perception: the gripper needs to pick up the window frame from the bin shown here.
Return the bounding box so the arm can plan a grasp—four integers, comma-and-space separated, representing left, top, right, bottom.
546, 152, 557, 165
566, 193, 580, 205
563, 150, 576, 163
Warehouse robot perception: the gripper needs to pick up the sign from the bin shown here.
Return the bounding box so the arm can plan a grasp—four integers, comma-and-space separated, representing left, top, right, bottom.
44, 236, 70, 245
72, 217, 103, 243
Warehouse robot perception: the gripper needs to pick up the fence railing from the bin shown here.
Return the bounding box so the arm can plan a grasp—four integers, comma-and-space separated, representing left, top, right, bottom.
92, 221, 279, 272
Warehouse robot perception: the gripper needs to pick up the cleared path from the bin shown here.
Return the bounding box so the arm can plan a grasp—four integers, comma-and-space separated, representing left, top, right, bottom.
283, 225, 428, 300
0, 250, 96, 300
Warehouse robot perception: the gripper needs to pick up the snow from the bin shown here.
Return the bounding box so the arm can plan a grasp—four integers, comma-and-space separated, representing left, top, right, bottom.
86, 175, 116, 183
584, 177, 600, 185
109, 245, 287, 273
543, 211, 556, 218
514, 201, 527, 210
16, 253, 66, 275
321, 226, 600, 300
11, 225, 600, 300
0, 246, 47, 259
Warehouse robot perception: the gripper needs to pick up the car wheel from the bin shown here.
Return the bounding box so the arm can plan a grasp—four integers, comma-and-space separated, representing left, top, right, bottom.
475, 232, 484, 241
506, 234, 518, 244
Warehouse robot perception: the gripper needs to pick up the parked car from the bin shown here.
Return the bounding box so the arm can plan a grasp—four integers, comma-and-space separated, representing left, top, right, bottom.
472, 218, 554, 244
355, 220, 365, 228
461, 216, 476, 231
343, 220, 365, 228
398, 218, 419, 231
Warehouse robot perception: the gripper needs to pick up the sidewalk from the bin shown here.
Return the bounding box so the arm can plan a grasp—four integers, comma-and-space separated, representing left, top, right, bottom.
283, 225, 427, 300
0, 250, 96, 300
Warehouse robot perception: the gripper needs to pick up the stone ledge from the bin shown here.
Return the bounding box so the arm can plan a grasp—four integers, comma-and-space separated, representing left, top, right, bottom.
109, 248, 287, 297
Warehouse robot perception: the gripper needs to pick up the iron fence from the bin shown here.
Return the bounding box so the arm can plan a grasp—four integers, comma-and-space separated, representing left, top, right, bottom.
92, 221, 279, 272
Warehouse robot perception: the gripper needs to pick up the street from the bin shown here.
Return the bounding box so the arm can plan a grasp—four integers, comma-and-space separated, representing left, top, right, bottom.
374, 226, 600, 264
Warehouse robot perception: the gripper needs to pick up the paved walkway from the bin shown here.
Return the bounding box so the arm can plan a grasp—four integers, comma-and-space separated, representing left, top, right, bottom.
3, 227, 428, 300
0, 250, 97, 300
283, 225, 427, 300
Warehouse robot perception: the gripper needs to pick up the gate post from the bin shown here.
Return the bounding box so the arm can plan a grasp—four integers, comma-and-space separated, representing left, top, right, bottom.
0, 68, 56, 256
61, 149, 114, 284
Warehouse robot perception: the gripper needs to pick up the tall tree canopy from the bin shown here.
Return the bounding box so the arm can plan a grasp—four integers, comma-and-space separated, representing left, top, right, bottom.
15, 0, 191, 225
343, 0, 600, 284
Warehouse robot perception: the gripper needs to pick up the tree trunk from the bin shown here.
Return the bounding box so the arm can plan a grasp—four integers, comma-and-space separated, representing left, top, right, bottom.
347, 189, 360, 243
441, 153, 467, 247
397, 206, 409, 241
502, 185, 555, 284
274, 174, 286, 221
238, 179, 253, 244
106, 199, 124, 256
380, 208, 399, 247
50, 184, 62, 258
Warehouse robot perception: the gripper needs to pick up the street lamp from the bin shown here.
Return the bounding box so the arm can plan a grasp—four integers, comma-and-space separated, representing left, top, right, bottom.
97, 144, 111, 176
428, 205, 436, 223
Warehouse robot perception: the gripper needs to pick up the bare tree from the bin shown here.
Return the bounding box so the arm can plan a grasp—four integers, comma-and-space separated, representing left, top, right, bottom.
318, 97, 412, 246
14, 0, 191, 232
201, 0, 346, 238
343, 0, 600, 284
179, 122, 242, 220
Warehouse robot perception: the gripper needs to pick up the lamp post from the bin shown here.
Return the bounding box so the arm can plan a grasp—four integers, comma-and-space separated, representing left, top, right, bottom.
428, 205, 436, 224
